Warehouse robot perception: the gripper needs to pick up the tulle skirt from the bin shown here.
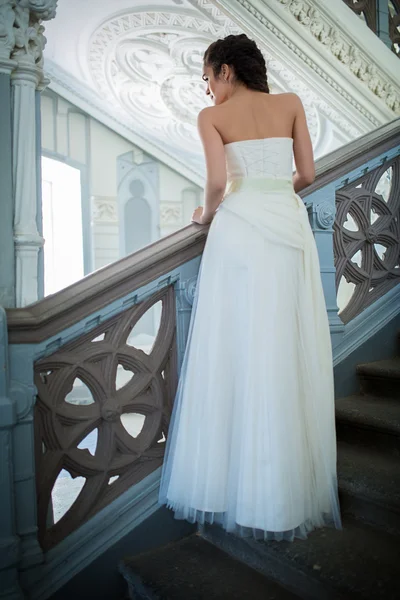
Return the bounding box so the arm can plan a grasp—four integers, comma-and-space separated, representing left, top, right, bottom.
159, 177, 341, 542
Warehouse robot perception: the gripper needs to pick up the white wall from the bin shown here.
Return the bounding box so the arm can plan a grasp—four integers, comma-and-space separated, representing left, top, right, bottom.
40, 90, 203, 275
159, 164, 201, 236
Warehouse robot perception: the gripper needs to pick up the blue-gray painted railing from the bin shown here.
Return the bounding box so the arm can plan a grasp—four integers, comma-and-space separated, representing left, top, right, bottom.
304, 124, 400, 336
0, 307, 23, 599
1, 118, 399, 600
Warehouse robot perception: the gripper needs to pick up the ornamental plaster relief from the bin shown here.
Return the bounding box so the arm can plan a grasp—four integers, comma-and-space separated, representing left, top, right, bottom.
160, 202, 183, 226
88, 10, 237, 156
0, 0, 57, 69
87, 3, 364, 171
39, 0, 398, 182
239, 0, 399, 113
92, 197, 118, 223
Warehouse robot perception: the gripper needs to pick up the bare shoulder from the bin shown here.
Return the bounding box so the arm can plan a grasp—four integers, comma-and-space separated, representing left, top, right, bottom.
197, 106, 218, 125
273, 92, 303, 108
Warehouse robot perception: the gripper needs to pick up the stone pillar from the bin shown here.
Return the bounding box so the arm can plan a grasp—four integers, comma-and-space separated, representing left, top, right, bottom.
0, 2, 17, 308
0, 307, 23, 599
306, 184, 345, 349
36, 85, 45, 299
12, 62, 43, 306
9, 0, 57, 307
0, 5, 22, 597
0, 2, 58, 596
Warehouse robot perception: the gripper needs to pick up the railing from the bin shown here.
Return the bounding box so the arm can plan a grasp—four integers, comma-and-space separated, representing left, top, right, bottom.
7, 225, 207, 554
390, 1, 400, 53
334, 153, 399, 323
306, 118, 400, 324
343, 0, 400, 56
3, 120, 400, 584
34, 285, 178, 549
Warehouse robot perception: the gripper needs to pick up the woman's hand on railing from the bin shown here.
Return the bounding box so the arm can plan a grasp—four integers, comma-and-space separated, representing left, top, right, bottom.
191, 206, 213, 225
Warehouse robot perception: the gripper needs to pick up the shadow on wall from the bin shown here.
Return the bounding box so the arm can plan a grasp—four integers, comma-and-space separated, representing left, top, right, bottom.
117, 151, 160, 258
48, 506, 195, 600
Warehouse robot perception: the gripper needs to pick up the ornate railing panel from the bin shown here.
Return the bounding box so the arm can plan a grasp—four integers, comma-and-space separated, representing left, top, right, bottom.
343, 0, 400, 56
389, 0, 400, 54
34, 285, 177, 549
334, 154, 400, 323
343, 0, 377, 30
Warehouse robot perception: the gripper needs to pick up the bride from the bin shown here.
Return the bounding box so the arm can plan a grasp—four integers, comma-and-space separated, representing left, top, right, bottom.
159, 33, 341, 541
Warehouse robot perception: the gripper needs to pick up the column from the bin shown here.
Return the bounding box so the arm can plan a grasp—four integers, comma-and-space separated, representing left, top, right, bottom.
0, 4, 23, 598
0, 3, 17, 307
12, 63, 43, 307
0, 308, 23, 598
10, 0, 57, 307
0, 2, 58, 594
306, 184, 345, 349
36, 85, 46, 299
9, 0, 59, 573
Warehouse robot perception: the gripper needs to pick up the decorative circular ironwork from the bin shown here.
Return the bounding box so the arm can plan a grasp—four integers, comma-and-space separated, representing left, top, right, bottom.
34, 286, 177, 549
184, 276, 198, 306
316, 200, 336, 229
333, 157, 400, 323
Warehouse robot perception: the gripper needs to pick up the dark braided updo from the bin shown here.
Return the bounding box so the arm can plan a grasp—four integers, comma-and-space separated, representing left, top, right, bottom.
203, 34, 270, 94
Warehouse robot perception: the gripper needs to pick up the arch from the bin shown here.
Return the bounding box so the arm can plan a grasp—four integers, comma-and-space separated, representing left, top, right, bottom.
124, 193, 152, 255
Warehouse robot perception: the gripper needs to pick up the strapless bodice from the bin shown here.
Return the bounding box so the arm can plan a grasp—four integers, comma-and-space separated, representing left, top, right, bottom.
224, 137, 293, 180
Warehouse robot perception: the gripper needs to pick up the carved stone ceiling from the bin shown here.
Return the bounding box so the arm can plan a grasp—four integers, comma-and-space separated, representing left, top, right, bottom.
43, 0, 398, 184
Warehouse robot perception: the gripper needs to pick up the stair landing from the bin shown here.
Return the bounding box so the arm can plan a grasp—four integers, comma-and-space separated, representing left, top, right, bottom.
120, 533, 299, 600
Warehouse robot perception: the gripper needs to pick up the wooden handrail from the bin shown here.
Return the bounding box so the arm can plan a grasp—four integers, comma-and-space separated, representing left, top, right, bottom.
6, 118, 400, 343
7, 225, 208, 343
304, 117, 400, 196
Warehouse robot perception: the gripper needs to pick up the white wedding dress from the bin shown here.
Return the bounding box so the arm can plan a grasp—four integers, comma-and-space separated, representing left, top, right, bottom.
159, 137, 341, 541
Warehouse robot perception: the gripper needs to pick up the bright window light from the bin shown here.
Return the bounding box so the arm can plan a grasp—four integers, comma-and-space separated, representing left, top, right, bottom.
41, 157, 84, 296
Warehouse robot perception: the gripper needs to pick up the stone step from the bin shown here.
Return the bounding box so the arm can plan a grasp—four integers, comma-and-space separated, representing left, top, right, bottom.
202, 518, 400, 600
357, 358, 400, 399
336, 395, 400, 456
119, 533, 300, 599
337, 441, 400, 535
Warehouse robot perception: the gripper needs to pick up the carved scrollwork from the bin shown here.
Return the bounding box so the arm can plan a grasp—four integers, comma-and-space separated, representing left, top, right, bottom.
34, 285, 177, 549
28, 0, 57, 20
160, 202, 183, 226
0, 0, 56, 66
12, 5, 45, 65
0, 1, 16, 60
184, 276, 198, 307
334, 155, 400, 323
315, 200, 336, 230
274, 0, 399, 112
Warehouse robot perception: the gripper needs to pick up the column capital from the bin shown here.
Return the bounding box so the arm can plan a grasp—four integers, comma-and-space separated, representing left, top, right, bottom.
0, 57, 17, 74
10, 59, 38, 85
0, 1, 17, 64
0, 0, 58, 86
25, 0, 57, 21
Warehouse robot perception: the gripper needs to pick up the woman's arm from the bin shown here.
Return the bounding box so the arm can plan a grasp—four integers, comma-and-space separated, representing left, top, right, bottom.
195, 107, 227, 224
290, 94, 315, 193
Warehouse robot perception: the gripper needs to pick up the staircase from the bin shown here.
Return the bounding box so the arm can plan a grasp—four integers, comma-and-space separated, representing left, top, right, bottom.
119, 337, 400, 599
4, 119, 399, 599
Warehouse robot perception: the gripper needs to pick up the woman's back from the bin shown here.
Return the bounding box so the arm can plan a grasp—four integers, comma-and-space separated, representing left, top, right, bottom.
209, 91, 296, 145
199, 90, 315, 192
160, 32, 341, 544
